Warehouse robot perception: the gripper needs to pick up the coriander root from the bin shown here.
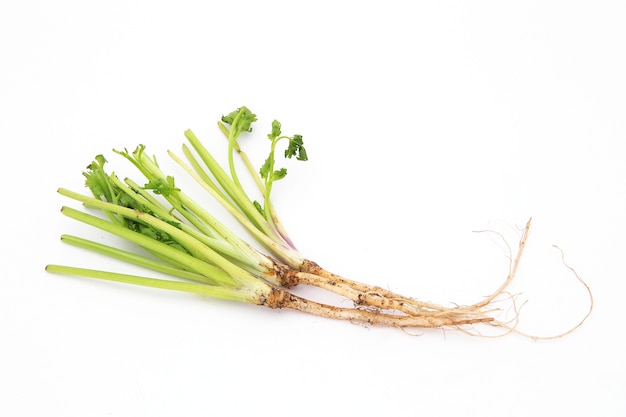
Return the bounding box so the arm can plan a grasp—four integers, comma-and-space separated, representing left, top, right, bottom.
263, 287, 495, 328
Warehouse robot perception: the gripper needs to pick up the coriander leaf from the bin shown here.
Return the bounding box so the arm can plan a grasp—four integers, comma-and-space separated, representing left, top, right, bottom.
117, 193, 140, 210
221, 107, 257, 133
83, 155, 112, 200
268, 120, 281, 140
94, 154, 107, 167
126, 220, 188, 253
271, 168, 287, 181
83, 170, 104, 198
259, 155, 272, 180
144, 176, 178, 196
285, 135, 308, 161
221, 109, 239, 125
253, 200, 265, 216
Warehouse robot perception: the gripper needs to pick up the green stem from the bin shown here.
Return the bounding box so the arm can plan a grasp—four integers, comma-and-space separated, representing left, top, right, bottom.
218, 121, 267, 196
59, 203, 237, 287
217, 124, 301, 262
180, 144, 232, 206
263, 139, 278, 224
226, 108, 246, 192
60, 234, 213, 284
60, 191, 267, 288
45, 265, 261, 303
170, 150, 305, 269
169, 150, 280, 254
121, 148, 268, 271
260, 136, 299, 251
183, 129, 276, 239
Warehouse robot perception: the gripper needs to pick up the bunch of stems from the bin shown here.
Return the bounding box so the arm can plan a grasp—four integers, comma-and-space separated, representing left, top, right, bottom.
47, 107, 592, 336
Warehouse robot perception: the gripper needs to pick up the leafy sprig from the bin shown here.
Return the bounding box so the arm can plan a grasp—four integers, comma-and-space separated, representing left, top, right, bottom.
257, 119, 308, 221
221, 107, 257, 136
197, 107, 308, 266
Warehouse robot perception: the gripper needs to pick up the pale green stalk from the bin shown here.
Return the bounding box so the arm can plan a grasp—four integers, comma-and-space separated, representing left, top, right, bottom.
59, 204, 236, 287
169, 149, 305, 268
59, 188, 266, 287
120, 147, 270, 272
216, 121, 296, 262
218, 121, 266, 195
97, 175, 255, 269
180, 144, 232, 204
60, 234, 213, 284
183, 129, 304, 268
183, 129, 277, 239
45, 265, 261, 303
59, 192, 270, 292
225, 108, 248, 191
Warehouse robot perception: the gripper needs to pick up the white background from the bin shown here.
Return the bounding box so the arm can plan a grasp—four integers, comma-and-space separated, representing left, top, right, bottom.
1, 1, 624, 416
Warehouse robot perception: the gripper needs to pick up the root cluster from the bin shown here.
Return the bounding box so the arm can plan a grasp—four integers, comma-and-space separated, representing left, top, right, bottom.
265, 218, 593, 339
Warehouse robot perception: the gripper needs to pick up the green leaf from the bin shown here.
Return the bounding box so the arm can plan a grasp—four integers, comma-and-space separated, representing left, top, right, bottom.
83, 172, 104, 199
285, 134, 308, 161
268, 120, 281, 140
144, 176, 178, 196
253, 200, 265, 216
271, 168, 287, 181
221, 109, 239, 125
83, 154, 110, 200
83, 155, 143, 213
259, 155, 272, 180
221, 107, 257, 133
117, 192, 142, 210
94, 154, 107, 167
